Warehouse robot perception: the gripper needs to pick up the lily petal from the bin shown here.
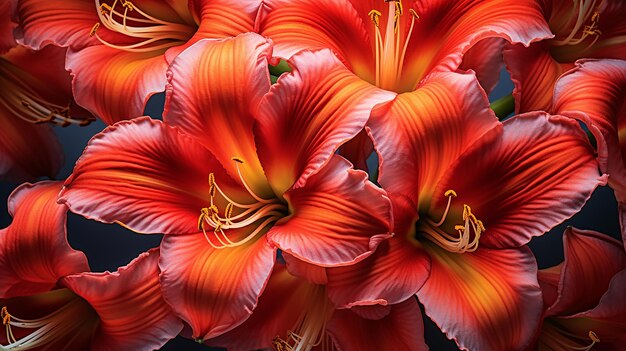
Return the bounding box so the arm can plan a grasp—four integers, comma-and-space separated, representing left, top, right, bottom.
504, 42, 569, 113
434, 112, 605, 248
256, 48, 395, 195
546, 228, 626, 317
192, 0, 260, 39
0, 0, 16, 53
60, 117, 239, 235
256, 0, 373, 81
417, 244, 542, 351
66, 46, 168, 124
0, 181, 88, 298
159, 233, 275, 341
458, 38, 506, 95
371, 71, 498, 208
326, 195, 430, 307
400, 0, 552, 89
62, 249, 184, 351
283, 252, 328, 285
553, 59, 626, 201
267, 155, 392, 267
326, 298, 428, 351
164, 33, 272, 192
207, 265, 312, 351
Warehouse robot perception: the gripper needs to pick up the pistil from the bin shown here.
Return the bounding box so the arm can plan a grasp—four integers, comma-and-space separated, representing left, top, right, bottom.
419, 190, 485, 253
198, 158, 286, 249
90, 0, 196, 53
368, 0, 419, 91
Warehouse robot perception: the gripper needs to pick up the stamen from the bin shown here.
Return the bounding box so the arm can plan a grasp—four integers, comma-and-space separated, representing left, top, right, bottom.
1, 299, 88, 350
367, 1, 419, 91
421, 190, 484, 253
89, 0, 196, 53
272, 286, 335, 351
198, 159, 286, 249
553, 0, 602, 47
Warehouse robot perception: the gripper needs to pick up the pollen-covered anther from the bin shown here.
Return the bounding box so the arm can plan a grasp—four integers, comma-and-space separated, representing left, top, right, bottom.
421, 190, 485, 253
199, 158, 286, 249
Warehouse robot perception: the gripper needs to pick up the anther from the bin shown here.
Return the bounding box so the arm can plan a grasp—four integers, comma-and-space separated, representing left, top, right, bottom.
121, 0, 134, 11
409, 9, 419, 19
1, 307, 10, 325
444, 189, 457, 197
589, 331, 600, 343
395, 1, 403, 15
368, 10, 382, 26
231, 157, 244, 164
90, 23, 100, 37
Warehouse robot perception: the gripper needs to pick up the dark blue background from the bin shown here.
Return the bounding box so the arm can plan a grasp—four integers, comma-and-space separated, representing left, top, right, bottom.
0, 70, 620, 350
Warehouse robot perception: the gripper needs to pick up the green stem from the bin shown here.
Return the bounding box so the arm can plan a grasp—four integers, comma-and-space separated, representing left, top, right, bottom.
268, 60, 291, 76
489, 94, 515, 120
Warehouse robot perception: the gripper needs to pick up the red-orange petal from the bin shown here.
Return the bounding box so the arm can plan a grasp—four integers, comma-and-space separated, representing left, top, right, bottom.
370, 71, 498, 209
164, 33, 272, 193
458, 38, 506, 95
255, 48, 395, 195
553, 59, 626, 202
546, 228, 626, 317
60, 117, 240, 235
62, 249, 184, 351
417, 245, 542, 351
0, 181, 88, 298
326, 298, 428, 351
0, 0, 16, 53
434, 112, 606, 248
504, 42, 570, 113
159, 233, 276, 340
267, 155, 392, 267
66, 46, 168, 124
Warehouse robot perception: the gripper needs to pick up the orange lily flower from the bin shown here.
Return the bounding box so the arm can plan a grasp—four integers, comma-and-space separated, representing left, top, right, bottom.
317, 71, 607, 351
531, 227, 626, 350
0, 181, 183, 350
15, 0, 263, 124
504, 0, 626, 112
59, 34, 393, 341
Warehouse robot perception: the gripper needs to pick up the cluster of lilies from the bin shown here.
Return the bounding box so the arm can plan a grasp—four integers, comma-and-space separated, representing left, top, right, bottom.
0, 0, 625, 350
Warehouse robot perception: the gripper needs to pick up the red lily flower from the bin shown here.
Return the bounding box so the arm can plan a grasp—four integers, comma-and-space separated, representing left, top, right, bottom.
0, 181, 183, 350
15, 0, 263, 124
504, 0, 626, 112
318, 71, 607, 351
206, 264, 427, 351
256, 0, 551, 167
59, 33, 393, 342
532, 227, 626, 350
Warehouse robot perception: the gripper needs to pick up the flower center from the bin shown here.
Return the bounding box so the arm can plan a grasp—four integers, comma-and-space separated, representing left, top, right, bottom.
198, 158, 287, 249
0, 59, 94, 127
272, 285, 335, 351
367, 0, 419, 91
1, 298, 91, 350
90, 0, 197, 53
552, 0, 602, 48
416, 190, 485, 253
541, 319, 600, 351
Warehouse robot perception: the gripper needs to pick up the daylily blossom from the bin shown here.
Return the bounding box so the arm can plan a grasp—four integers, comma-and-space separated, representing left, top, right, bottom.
1, 2, 93, 182
320, 71, 606, 351
532, 227, 626, 350
207, 265, 428, 351
15, 0, 263, 124
552, 59, 626, 248
504, 0, 626, 112
59, 33, 394, 342
256, 0, 552, 166
0, 181, 183, 350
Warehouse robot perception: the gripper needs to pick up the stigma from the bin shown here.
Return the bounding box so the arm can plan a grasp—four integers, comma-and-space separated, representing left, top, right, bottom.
89, 0, 196, 53
368, 0, 419, 91
419, 190, 485, 253
198, 158, 287, 249
1, 299, 87, 350
272, 285, 335, 351
0, 59, 94, 127
553, 0, 602, 48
